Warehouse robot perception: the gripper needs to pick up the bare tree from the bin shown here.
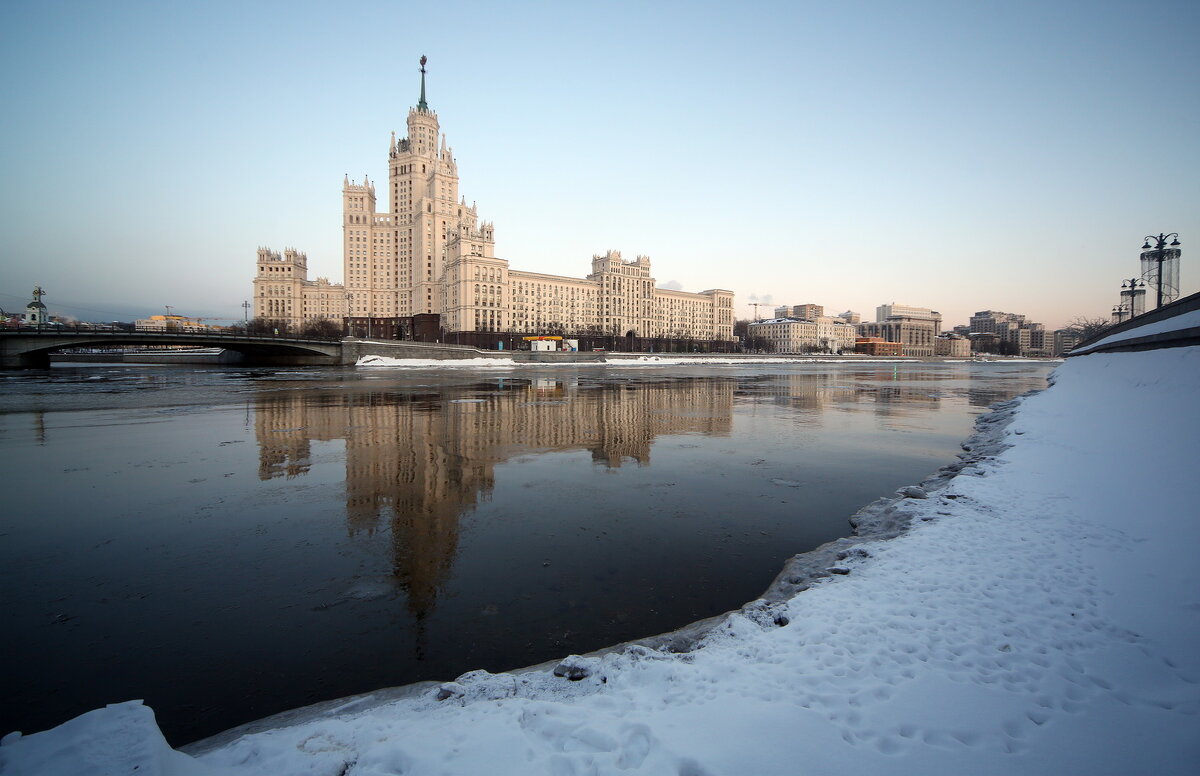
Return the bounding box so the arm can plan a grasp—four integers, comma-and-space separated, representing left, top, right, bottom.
300, 319, 342, 339
733, 318, 768, 352
247, 317, 290, 336
1063, 316, 1112, 342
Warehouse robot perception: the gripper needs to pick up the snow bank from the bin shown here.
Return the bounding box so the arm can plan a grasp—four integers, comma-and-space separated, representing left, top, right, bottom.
7, 347, 1199, 775
0, 701, 214, 776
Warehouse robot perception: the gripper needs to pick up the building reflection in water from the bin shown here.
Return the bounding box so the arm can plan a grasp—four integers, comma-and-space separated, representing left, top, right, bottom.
755, 366, 1032, 422
252, 365, 1037, 626
755, 370, 942, 424
254, 378, 734, 621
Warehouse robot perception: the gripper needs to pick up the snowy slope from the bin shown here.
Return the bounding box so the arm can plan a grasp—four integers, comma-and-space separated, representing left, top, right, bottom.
5, 347, 1198, 775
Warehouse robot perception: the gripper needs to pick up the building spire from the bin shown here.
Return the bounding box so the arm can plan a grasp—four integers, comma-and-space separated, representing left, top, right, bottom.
417, 55, 428, 111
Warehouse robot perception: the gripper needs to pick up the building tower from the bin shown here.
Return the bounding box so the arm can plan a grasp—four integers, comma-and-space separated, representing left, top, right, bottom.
25, 286, 48, 325
344, 55, 494, 324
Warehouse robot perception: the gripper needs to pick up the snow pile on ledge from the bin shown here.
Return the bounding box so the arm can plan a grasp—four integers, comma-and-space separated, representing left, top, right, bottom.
357, 355, 522, 367
6, 347, 1199, 775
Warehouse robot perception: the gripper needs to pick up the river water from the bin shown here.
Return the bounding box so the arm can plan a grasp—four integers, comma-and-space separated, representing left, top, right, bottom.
0, 360, 1054, 744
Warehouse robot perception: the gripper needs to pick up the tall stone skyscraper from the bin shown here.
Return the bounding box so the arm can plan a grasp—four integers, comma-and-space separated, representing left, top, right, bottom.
343, 56, 495, 321
257, 57, 734, 343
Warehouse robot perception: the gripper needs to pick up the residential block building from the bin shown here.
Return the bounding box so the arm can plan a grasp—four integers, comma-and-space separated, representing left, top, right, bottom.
968, 310, 1052, 356
774, 303, 824, 321
747, 316, 857, 354
253, 248, 346, 330
934, 335, 971, 357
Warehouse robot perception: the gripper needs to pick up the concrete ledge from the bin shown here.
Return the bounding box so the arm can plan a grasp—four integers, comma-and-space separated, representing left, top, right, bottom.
1072, 290, 1200, 355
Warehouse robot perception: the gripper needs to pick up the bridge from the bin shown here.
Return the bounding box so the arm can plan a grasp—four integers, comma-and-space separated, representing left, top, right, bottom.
0, 328, 345, 368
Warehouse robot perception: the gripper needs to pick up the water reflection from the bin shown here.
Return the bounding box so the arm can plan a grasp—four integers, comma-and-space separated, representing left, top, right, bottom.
253, 378, 735, 619
747, 366, 1026, 422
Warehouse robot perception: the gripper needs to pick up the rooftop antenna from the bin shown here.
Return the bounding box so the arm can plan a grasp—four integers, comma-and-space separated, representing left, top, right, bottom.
417, 55, 428, 111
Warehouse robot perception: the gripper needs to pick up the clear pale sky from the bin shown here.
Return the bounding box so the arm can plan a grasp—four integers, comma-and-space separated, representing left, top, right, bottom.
1, 0, 1197, 330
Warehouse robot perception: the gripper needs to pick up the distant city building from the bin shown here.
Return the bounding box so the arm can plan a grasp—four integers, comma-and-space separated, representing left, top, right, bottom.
875, 303, 939, 322
1053, 329, 1082, 356
855, 337, 903, 356
968, 310, 1025, 334
134, 315, 221, 332
748, 316, 857, 354
968, 310, 1051, 356
774, 303, 824, 320
859, 304, 942, 357
837, 310, 861, 325
255, 59, 734, 345
934, 335, 971, 357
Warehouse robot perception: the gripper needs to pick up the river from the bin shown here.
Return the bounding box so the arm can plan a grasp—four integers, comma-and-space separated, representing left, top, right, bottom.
0, 359, 1054, 744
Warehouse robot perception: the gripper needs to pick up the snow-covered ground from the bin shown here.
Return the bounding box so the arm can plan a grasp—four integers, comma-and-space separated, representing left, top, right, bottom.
5, 346, 1198, 775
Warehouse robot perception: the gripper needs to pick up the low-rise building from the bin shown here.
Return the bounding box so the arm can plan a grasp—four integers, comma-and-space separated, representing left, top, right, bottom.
934, 335, 971, 357
855, 337, 903, 356
134, 315, 221, 332
748, 316, 857, 354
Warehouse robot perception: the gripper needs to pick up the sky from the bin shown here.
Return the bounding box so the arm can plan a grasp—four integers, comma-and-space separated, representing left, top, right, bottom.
1, 0, 1197, 330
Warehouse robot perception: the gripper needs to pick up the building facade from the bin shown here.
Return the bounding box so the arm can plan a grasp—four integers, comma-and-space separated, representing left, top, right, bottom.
255, 58, 734, 344
134, 314, 222, 332
859, 303, 942, 358
774, 303, 824, 320
747, 316, 857, 354
934, 335, 971, 357
876, 303, 940, 323
253, 248, 347, 331
855, 337, 903, 356
968, 310, 1052, 356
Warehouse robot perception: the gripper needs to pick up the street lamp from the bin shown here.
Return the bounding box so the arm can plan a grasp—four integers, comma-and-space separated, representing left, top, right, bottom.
1140, 233, 1182, 310
1120, 277, 1145, 320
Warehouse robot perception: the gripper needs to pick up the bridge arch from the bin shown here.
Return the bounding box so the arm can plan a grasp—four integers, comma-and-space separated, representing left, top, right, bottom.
0, 329, 343, 369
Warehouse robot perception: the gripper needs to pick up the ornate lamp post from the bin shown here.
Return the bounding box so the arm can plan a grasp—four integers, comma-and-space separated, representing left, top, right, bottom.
1140, 233, 1181, 310
1120, 277, 1146, 320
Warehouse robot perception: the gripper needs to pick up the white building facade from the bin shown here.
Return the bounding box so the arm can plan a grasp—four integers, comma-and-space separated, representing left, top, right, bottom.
252, 248, 346, 331
747, 317, 858, 354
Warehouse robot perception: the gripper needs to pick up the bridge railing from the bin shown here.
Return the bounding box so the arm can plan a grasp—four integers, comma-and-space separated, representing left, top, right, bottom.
0, 326, 343, 344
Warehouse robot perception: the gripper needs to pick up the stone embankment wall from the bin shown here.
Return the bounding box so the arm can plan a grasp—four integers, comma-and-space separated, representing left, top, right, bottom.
1071, 290, 1200, 355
